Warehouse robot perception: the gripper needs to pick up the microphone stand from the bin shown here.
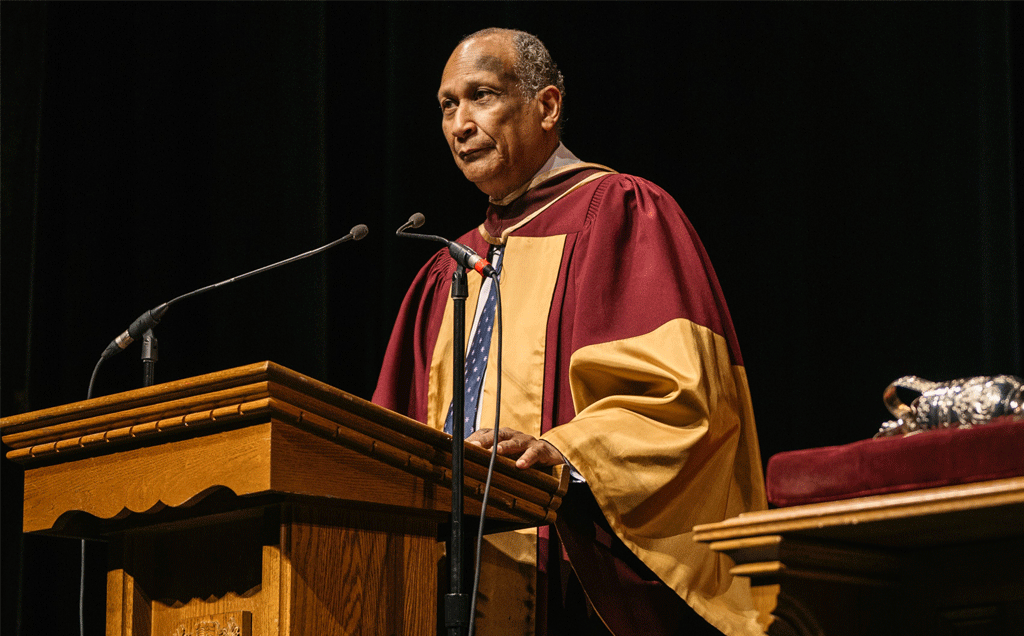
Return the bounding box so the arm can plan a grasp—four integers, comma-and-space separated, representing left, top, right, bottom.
141, 329, 158, 387
395, 214, 495, 636
447, 266, 470, 636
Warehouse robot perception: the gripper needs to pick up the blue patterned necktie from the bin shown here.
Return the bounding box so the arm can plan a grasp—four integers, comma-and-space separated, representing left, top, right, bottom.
444, 247, 502, 437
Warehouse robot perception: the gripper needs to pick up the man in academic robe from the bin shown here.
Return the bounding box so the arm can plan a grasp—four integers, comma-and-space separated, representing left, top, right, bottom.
373, 27, 767, 636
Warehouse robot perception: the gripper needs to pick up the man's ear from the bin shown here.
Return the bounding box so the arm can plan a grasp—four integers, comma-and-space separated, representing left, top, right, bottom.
536, 86, 562, 132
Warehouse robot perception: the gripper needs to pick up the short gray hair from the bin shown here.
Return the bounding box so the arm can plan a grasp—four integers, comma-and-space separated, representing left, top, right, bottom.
462, 28, 566, 131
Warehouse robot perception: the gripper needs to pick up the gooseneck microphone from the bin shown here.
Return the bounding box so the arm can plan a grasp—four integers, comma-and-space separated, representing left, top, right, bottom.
87, 224, 369, 398
396, 212, 427, 233
396, 213, 496, 278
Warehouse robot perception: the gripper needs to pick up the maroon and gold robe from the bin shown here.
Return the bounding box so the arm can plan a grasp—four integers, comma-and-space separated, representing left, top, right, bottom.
374, 162, 767, 636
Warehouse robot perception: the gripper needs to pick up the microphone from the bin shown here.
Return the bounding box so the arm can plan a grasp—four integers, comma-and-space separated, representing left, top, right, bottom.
97, 224, 369, 362
395, 213, 496, 278
448, 242, 497, 279
397, 212, 425, 233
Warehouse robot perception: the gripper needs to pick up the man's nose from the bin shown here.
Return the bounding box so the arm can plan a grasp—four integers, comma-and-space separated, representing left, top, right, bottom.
451, 104, 476, 139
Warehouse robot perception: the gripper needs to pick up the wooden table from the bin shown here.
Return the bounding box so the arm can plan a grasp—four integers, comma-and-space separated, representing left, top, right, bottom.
694, 477, 1024, 636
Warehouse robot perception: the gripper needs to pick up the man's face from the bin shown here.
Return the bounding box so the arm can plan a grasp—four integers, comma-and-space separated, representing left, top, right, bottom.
438, 35, 549, 199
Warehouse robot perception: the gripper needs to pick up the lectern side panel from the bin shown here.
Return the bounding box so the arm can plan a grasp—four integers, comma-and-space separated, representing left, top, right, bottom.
265, 420, 554, 526
283, 504, 440, 636
268, 421, 450, 516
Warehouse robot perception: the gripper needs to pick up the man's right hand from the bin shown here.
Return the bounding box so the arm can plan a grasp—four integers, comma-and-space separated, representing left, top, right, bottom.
467, 427, 567, 470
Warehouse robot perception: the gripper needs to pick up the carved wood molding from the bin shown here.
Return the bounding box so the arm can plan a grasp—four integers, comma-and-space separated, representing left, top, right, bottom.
6, 396, 271, 460
2, 363, 565, 502
4, 361, 568, 532
711, 534, 901, 587
694, 476, 1024, 547
266, 395, 566, 521
172, 611, 251, 636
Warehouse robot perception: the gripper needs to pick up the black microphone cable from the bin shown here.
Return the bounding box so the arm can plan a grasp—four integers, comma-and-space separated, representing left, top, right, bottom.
467, 267, 502, 636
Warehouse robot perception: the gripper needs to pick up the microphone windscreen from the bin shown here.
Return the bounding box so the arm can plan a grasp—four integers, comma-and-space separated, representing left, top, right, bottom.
350, 224, 369, 240
409, 213, 426, 228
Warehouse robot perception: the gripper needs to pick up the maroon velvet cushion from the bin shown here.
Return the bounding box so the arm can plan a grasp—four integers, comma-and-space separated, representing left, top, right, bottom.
766, 416, 1024, 507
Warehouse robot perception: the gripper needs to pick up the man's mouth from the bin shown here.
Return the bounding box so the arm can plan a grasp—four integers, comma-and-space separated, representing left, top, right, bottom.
459, 147, 492, 160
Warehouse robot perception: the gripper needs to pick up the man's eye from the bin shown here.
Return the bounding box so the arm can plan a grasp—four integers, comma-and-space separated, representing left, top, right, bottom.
474, 89, 494, 101
440, 99, 456, 113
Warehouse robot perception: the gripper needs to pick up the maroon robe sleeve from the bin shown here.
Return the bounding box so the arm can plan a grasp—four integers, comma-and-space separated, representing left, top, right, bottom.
543, 175, 766, 636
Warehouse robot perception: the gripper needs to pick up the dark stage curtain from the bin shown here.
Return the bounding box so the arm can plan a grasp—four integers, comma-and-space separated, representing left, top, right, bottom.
2, 3, 1020, 634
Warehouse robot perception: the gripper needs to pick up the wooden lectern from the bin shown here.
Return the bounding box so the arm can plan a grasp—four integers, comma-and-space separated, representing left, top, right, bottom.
2, 361, 568, 636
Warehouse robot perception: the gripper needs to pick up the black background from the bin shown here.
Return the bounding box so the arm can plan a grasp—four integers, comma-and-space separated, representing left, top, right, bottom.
2, 3, 1021, 634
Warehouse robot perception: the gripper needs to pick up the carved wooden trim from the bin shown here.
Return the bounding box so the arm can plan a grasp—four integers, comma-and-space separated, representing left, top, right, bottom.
7, 397, 272, 460
694, 476, 1024, 545
267, 396, 566, 520
4, 361, 568, 533
711, 534, 901, 587
2, 362, 567, 519
3, 378, 272, 445
171, 611, 251, 636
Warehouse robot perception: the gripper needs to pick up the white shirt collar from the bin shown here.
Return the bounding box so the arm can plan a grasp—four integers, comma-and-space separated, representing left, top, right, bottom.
488, 143, 582, 206
536, 142, 581, 175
